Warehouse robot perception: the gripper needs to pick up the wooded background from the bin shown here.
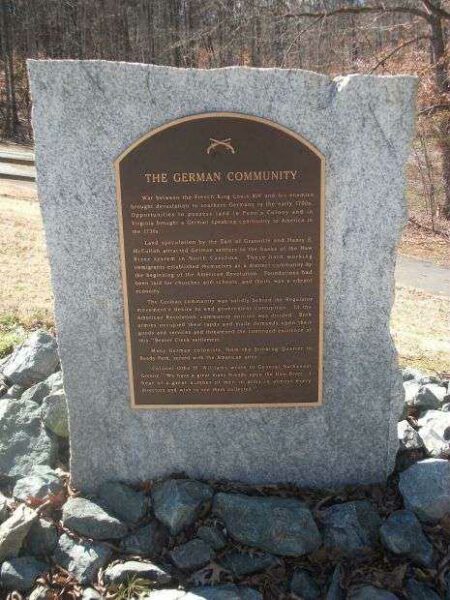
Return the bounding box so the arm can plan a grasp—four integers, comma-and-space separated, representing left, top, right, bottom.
1, 0, 449, 229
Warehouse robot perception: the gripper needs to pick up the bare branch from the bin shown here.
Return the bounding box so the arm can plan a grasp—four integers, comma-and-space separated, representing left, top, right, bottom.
421, 0, 450, 21
283, 5, 432, 23
370, 34, 431, 73
419, 102, 450, 115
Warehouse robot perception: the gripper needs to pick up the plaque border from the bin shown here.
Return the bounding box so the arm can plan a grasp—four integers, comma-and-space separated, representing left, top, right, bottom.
114, 112, 325, 410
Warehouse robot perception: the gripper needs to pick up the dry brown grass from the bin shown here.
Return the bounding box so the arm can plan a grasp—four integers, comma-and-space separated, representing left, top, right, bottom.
392, 285, 450, 376
0, 195, 53, 326
0, 189, 448, 373
399, 222, 450, 268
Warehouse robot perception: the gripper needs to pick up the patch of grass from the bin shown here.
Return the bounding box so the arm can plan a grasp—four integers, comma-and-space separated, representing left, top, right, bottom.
110, 576, 154, 600
0, 314, 26, 358
392, 285, 450, 376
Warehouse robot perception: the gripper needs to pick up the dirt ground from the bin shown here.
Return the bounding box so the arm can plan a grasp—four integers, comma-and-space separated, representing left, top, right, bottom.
0, 180, 449, 373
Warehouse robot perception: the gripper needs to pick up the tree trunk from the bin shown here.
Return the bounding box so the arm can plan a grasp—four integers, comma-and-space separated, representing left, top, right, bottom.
0, 0, 19, 137
429, 4, 450, 218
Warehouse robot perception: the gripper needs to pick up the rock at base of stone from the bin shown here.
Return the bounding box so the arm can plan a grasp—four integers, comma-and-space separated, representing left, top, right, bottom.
0, 504, 38, 562
321, 500, 381, 556
103, 560, 172, 585
0, 556, 49, 591
213, 493, 321, 556
399, 459, 450, 523
2, 331, 59, 388
53, 533, 112, 584
170, 539, 215, 570
0, 398, 57, 480
62, 497, 128, 540
405, 578, 441, 600
25, 518, 59, 557
120, 520, 168, 556
13, 465, 63, 502
98, 481, 148, 524
290, 568, 321, 599
152, 479, 213, 535
219, 551, 279, 577
380, 510, 434, 567
41, 390, 69, 438
347, 586, 399, 599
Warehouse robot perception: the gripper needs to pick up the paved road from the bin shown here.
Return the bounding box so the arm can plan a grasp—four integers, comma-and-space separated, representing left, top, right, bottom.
396, 255, 450, 297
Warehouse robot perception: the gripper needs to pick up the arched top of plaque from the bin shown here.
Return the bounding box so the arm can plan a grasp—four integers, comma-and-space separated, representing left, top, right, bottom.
115, 112, 324, 409
115, 112, 325, 165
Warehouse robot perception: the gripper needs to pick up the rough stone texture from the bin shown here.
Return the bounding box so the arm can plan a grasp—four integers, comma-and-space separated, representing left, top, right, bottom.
219, 551, 279, 577
213, 493, 321, 556
103, 560, 172, 585
120, 521, 168, 556
197, 525, 227, 550
21, 370, 63, 405
170, 539, 215, 570
399, 459, 450, 523
98, 481, 148, 523
28, 61, 416, 491
25, 518, 59, 557
380, 510, 434, 567
405, 579, 441, 600
62, 497, 128, 539
414, 384, 447, 410
0, 556, 49, 591
290, 569, 321, 599
41, 390, 69, 438
152, 479, 213, 535
417, 411, 450, 457
326, 565, 344, 600
321, 500, 381, 556
0, 492, 10, 523
347, 586, 399, 600
2, 331, 59, 388
0, 505, 38, 562
13, 465, 63, 501
0, 398, 57, 480
53, 533, 112, 584
398, 421, 423, 451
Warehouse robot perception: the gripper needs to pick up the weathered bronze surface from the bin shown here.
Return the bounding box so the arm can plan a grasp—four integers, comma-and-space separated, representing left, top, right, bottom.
115, 113, 324, 408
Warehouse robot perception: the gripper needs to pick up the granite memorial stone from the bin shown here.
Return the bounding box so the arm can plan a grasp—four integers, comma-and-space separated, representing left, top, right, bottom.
28, 60, 416, 491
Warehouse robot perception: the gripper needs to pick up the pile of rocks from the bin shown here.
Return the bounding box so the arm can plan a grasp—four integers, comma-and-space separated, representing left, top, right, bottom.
0, 332, 450, 599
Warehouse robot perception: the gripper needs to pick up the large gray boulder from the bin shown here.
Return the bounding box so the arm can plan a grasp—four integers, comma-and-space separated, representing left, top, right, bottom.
213, 493, 321, 556
2, 331, 59, 388
0, 398, 57, 480
13, 465, 63, 502
53, 533, 112, 584
0, 556, 49, 591
120, 521, 168, 556
0, 504, 38, 561
399, 459, 450, 522
62, 497, 128, 539
152, 479, 213, 535
41, 390, 69, 438
103, 560, 172, 585
170, 539, 214, 570
417, 411, 450, 457
98, 481, 148, 524
321, 500, 381, 556
380, 510, 434, 567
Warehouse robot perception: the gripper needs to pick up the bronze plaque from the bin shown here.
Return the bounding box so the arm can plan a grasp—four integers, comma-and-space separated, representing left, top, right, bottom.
115, 113, 324, 408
